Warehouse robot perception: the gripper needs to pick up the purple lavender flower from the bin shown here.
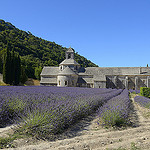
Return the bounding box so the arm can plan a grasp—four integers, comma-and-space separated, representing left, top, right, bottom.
134, 96, 150, 109
0, 86, 122, 137
97, 89, 131, 127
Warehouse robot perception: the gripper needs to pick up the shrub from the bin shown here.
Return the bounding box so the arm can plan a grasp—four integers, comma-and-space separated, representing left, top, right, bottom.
140, 87, 150, 98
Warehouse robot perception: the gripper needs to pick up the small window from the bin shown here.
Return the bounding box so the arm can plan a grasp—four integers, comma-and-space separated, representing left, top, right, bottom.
60, 66, 63, 70
68, 53, 71, 59
65, 81, 68, 85
59, 81, 60, 85
72, 81, 74, 86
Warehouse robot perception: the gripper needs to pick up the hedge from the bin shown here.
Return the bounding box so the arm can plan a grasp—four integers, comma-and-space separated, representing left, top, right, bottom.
140, 87, 150, 98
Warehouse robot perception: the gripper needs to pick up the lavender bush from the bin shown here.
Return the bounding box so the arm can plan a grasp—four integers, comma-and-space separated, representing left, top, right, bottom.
129, 89, 140, 94
134, 96, 150, 109
0, 86, 122, 138
97, 89, 131, 127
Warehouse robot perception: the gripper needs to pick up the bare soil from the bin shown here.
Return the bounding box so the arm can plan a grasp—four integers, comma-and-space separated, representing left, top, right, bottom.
1, 96, 150, 150
24, 78, 40, 86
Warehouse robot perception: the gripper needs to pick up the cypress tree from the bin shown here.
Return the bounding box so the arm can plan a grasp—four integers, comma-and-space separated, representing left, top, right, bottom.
2, 53, 6, 83
3, 45, 11, 84
14, 54, 21, 85
3, 43, 22, 85
7, 44, 11, 84
10, 47, 15, 85
17, 54, 21, 84
0, 56, 2, 74
20, 65, 28, 84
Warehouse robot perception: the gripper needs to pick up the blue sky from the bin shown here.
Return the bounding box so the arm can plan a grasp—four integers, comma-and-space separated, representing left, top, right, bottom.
1, 0, 150, 67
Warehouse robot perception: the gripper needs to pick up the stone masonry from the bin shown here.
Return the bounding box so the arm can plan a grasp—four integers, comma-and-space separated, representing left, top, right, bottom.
40, 48, 150, 90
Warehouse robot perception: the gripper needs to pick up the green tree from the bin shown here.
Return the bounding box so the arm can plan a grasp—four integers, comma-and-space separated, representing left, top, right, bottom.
20, 65, 28, 84
35, 66, 42, 80
3, 44, 21, 85
13, 54, 21, 85
3, 45, 11, 84
10, 48, 15, 84
0, 55, 2, 74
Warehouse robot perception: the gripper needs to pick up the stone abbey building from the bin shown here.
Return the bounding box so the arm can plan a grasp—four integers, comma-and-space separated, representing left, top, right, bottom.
40, 48, 150, 90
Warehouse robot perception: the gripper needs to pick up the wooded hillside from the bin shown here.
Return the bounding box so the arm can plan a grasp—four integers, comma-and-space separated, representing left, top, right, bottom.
0, 19, 98, 79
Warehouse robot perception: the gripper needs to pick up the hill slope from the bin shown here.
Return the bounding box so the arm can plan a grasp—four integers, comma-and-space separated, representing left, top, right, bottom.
0, 19, 98, 78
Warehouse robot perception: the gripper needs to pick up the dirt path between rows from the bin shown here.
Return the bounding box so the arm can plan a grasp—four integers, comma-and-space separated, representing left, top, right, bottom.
1, 97, 150, 150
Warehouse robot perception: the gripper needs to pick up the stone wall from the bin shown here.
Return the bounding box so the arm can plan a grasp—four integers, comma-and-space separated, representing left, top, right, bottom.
106, 75, 150, 90
57, 75, 78, 87
94, 81, 106, 88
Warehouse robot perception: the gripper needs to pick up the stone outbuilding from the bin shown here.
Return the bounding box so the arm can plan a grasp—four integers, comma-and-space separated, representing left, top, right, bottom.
40, 47, 150, 90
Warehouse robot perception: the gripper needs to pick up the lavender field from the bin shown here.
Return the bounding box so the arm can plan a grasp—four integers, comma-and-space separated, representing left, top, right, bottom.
0, 86, 126, 139
97, 89, 131, 127
134, 96, 150, 109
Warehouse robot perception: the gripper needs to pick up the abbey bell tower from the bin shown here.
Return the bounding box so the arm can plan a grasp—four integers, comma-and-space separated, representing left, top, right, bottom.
57, 47, 79, 87
65, 47, 75, 59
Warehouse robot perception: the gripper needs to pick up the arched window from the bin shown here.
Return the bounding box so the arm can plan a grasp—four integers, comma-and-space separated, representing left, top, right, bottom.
65, 81, 68, 85
68, 53, 71, 59
60, 66, 63, 70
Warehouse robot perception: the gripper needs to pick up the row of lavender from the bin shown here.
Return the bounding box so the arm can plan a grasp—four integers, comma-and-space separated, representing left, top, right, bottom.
134, 96, 150, 109
129, 89, 140, 94
97, 89, 131, 127
0, 86, 122, 138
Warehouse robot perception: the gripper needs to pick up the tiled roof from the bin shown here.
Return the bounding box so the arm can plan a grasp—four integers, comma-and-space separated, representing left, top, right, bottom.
85, 67, 150, 76
40, 67, 59, 75
60, 59, 79, 65
58, 66, 77, 75
77, 77, 93, 83
66, 47, 74, 52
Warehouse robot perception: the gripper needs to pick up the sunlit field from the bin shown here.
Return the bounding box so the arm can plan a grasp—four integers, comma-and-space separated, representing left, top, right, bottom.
0, 86, 124, 138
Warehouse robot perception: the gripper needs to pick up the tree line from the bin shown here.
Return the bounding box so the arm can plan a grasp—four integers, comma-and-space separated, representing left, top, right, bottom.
1, 43, 27, 85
